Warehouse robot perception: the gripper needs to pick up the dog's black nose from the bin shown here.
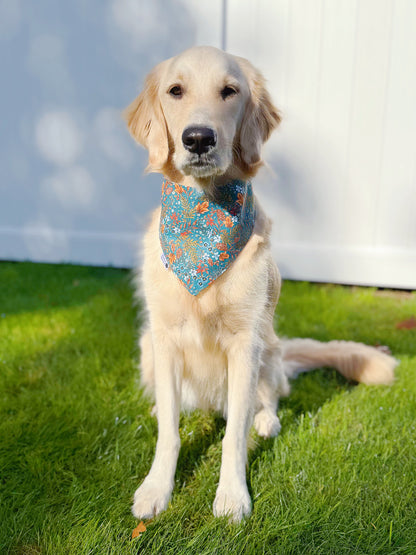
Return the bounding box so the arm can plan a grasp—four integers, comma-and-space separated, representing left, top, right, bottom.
182, 126, 216, 155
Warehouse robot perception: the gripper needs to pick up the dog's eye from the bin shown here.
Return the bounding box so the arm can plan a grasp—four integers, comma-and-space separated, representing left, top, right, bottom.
168, 85, 183, 98
221, 86, 238, 100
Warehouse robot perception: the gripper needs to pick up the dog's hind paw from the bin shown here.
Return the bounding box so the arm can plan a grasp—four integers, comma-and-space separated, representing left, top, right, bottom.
254, 409, 281, 438
132, 480, 172, 520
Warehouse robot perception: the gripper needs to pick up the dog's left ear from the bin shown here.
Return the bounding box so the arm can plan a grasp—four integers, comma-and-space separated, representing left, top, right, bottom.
123, 61, 169, 172
237, 58, 281, 171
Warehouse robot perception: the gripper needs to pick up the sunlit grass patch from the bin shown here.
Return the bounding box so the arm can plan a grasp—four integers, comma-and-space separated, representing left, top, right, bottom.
0, 263, 415, 554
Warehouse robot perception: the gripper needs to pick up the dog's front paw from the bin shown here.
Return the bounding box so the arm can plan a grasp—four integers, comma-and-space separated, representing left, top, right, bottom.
132, 479, 172, 520
213, 484, 252, 523
254, 409, 281, 438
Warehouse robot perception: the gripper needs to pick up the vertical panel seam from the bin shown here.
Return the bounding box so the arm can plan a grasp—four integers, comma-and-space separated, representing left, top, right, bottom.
222, 0, 227, 51
372, 0, 396, 247
343, 0, 360, 244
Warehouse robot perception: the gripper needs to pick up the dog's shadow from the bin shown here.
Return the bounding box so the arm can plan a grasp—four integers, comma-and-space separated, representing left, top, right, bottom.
279, 367, 353, 417
248, 368, 353, 465
175, 411, 225, 486
174, 368, 353, 488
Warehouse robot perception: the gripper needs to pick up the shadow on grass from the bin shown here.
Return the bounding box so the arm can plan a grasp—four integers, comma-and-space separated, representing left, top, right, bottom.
0, 262, 132, 316
176, 413, 225, 484
248, 368, 354, 472
280, 368, 354, 416
173, 369, 354, 499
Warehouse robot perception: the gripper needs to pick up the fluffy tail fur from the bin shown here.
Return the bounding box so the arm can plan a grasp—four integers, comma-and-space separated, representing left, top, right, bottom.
280, 338, 397, 385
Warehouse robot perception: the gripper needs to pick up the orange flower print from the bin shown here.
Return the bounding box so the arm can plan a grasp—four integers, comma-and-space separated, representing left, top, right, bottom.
169, 252, 176, 264
237, 192, 244, 205
224, 216, 233, 228
174, 183, 184, 194
196, 201, 209, 214
171, 212, 178, 223
165, 185, 173, 195
205, 214, 215, 226
219, 252, 229, 261
175, 248, 183, 260
216, 210, 226, 221
196, 263, 208, 275
216, 242, 227, 251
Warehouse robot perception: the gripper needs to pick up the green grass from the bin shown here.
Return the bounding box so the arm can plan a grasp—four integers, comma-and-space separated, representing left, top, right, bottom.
0, 262, 415, 554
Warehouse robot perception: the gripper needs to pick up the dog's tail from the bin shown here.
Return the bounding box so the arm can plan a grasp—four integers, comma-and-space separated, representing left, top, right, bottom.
280, 338, 397, 385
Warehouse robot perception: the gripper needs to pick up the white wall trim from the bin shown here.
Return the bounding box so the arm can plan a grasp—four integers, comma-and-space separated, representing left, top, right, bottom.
274, 243, 416, 290
0, 226, 138, 268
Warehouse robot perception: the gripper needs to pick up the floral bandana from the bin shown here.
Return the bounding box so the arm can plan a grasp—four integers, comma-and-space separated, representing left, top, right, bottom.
159, 179, 256, 296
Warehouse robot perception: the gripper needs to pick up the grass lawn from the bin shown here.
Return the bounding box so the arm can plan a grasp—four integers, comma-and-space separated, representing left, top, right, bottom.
1, 262, 415, 554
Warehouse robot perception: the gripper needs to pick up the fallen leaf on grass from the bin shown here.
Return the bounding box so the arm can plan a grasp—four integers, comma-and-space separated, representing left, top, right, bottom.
132, 521, 147, 539
396, 316, 416, 330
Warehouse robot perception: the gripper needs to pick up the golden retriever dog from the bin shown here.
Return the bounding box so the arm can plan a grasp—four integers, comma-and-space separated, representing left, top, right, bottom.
124, 46, 397, 522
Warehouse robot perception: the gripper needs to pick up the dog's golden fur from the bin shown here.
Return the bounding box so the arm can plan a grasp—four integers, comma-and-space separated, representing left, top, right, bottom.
124, 46, 397, 522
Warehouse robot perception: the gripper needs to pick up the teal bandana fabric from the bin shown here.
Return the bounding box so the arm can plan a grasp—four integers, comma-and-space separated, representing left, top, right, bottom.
159, 179, 256, 296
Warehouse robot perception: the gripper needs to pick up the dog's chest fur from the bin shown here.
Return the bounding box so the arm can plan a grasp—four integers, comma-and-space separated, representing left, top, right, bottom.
139, 204, 277, 413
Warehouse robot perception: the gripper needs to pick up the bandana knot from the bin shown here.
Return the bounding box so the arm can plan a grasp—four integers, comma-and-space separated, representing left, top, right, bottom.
159, 179, 255, 295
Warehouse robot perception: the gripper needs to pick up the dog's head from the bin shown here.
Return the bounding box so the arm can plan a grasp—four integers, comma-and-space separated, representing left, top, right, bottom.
124, 46, 280, 183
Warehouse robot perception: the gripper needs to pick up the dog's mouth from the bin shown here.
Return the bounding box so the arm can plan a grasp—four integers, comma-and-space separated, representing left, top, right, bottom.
181, 153, 224, 178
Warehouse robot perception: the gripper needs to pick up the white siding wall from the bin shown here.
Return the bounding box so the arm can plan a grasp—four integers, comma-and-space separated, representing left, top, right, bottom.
226, 0, 416, 288
1, 0, 415, 288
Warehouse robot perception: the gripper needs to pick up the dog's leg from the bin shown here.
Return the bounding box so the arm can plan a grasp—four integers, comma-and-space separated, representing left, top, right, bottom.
254, 379, 281, 438
132, 335, 181, 519
254, 334, 289, 438
213, 335, 259, 522
139, 328, 154, 393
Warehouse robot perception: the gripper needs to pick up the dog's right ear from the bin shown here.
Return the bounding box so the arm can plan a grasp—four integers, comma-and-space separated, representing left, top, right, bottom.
236, 57, 281, 175
123, 61, 169, 172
